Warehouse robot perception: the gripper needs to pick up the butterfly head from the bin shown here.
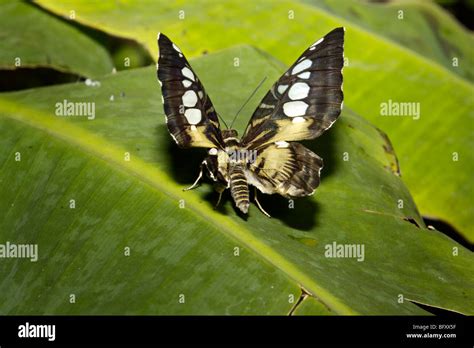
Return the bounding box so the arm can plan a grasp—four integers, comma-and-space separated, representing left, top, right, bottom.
222, 129, 238, 139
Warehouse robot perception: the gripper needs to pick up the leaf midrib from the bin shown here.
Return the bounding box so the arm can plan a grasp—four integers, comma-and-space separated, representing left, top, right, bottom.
0, 97, 357, 315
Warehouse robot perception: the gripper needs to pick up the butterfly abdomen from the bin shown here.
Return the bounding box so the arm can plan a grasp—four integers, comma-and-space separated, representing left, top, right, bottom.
229, 165, 249, 214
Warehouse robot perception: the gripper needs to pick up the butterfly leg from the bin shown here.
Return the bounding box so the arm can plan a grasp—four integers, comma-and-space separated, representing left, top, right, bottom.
183, 165, 204, 191
214, 183, 226, 209
215, 192, 223, 209
254, 187, 271, 218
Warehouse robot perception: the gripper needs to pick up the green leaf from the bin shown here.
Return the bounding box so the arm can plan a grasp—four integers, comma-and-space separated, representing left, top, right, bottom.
1, 46, 472, 315
35, 0, 474, 242
290, 295, 334, 316
0, 2, 114, 77
307, 0, 474, 81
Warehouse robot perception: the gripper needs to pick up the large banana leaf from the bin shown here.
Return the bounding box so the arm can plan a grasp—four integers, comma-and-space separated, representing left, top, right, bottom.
34, 0, 474, 243
308, 0, 474, 81
0, 1, 113, 77
1, 45, 472, 315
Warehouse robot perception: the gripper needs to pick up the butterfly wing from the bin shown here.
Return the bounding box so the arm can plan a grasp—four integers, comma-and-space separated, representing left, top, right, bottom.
246, 142, 323, 197
241, 27, 344, 149
243, 28, 344, 197
157, 33, 224, 148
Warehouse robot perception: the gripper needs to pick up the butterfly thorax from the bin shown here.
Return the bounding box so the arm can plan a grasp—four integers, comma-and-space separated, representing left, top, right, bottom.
221, 129, 244, 163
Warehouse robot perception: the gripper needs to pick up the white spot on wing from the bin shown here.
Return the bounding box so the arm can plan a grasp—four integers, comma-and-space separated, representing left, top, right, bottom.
181, 67, 195, 81
292, 116, 306, 123
172, 43, 182, 53
288, 82, 310, 100
283, 101, 308, 117
209, 148, 218, 155
182, 80, 192, 88
298, 72, 310, 79
277, 85, 288, 94
198, 91, 204, 99
170, 132, 178, 144
311, 37, 324, 47
182, 90, 198, 107
275, 141, 289, 148
326, 118, 337, 130
184, 108, 202, 125
291, 59, 312, 75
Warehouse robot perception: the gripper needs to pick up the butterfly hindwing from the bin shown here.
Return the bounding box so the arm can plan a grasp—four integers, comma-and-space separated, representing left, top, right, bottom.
246, 142, 323, 197
241, 27, 344, 149
157, 33, 223, 148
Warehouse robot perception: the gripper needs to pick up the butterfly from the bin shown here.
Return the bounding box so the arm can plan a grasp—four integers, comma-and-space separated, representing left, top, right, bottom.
157, 28, 344, 216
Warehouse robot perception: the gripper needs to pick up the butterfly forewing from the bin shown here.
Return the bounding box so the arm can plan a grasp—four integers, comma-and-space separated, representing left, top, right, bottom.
241, 27, 345, 149
157, 33, 223, 149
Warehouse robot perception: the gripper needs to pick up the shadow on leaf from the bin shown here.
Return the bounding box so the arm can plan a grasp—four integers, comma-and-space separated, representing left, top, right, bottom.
160, 121, 341, 231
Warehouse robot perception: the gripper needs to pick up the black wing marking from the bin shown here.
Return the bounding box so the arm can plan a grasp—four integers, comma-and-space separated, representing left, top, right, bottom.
241, 27, 344, 149
157, 33, 224, 148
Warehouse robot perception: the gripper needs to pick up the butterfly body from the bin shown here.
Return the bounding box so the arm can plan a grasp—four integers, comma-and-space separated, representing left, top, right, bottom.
157, 28, 344, 215
203, 129, 252, 214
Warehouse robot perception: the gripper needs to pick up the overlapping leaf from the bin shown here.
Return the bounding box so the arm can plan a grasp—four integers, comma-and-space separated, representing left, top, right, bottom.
0, 2, 113, 77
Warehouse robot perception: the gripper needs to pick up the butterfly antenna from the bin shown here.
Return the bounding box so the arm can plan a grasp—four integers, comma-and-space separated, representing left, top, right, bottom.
217, 113, 229, 129
229, 76, 267, 129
